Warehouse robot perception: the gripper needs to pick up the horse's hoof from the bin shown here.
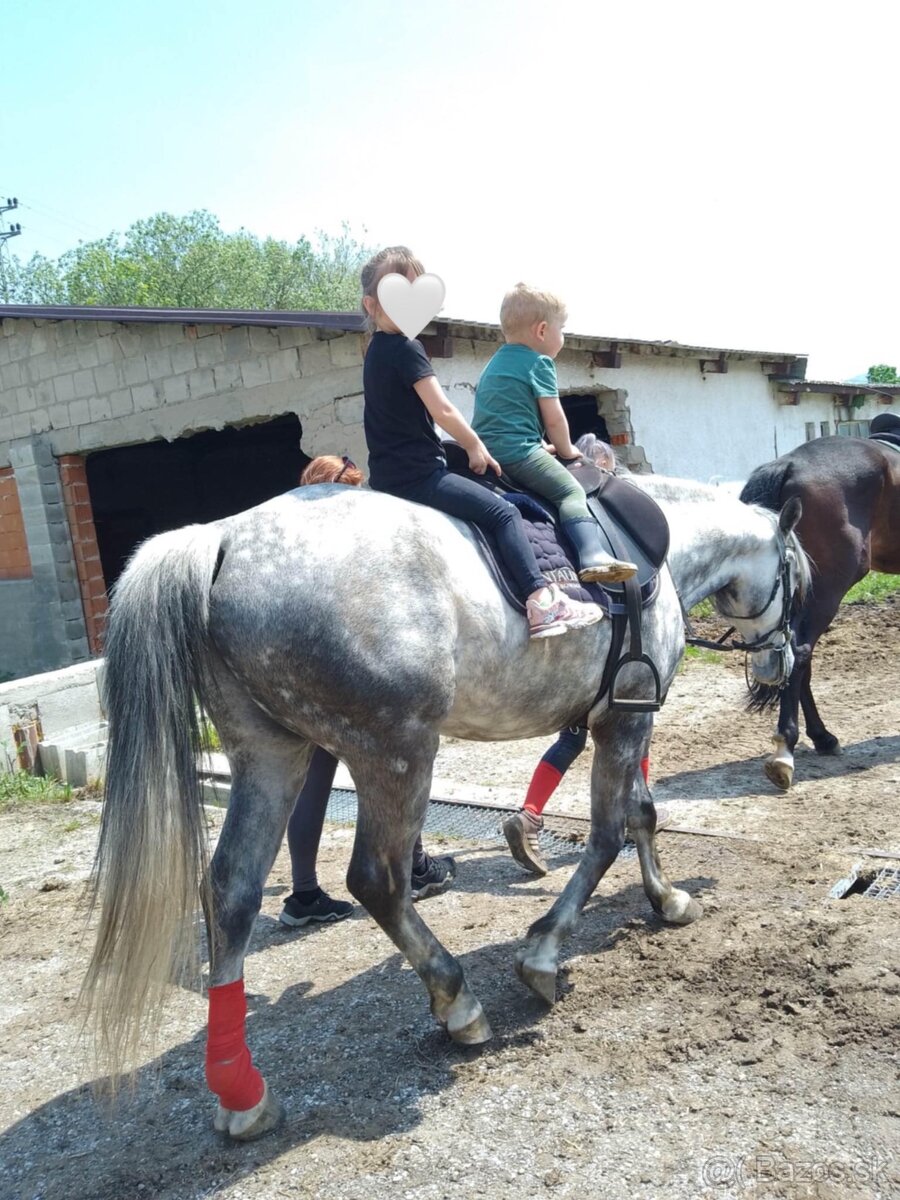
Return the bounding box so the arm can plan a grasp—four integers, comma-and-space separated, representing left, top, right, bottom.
814, 736, 841, 757
661, 888, 703, 926
449, 1008, 493, 1045
515, 948, 558, 1005
764, 758, 793, 791
215, 1083, 284, 1142
444, 991, 493, 1045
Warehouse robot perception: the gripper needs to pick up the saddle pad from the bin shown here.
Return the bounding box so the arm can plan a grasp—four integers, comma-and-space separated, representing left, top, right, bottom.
440, 443, 667, 616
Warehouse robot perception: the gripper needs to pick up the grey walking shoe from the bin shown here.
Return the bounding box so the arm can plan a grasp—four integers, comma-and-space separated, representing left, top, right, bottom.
503, 811, 548, 877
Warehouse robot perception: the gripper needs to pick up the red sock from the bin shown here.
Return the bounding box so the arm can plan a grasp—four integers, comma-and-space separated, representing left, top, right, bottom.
523, 761, 563, 817
640, 756, 650, 784
205, 978, 265, 1112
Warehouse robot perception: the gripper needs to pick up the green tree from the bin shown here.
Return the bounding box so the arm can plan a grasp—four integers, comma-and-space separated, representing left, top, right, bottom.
0, 211, 373, 311
867, 364, 899, 385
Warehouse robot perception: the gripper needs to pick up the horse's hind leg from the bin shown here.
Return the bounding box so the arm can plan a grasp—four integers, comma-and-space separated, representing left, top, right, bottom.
625, 722, 702, 926
202, 678, 313, 1140
516, 715, 701, 1005
799, 655, 841, 755
345, 732, 492, 1045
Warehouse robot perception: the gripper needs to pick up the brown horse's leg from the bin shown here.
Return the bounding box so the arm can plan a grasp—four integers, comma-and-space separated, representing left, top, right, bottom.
766, 650, 805, 791
799, 654, 841, 755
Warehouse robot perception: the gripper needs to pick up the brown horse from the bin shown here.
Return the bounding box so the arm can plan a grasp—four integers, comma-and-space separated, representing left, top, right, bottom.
740, 425, 900, 788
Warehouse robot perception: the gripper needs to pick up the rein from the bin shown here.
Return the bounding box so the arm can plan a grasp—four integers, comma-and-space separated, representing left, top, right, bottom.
680, 532, 794, 660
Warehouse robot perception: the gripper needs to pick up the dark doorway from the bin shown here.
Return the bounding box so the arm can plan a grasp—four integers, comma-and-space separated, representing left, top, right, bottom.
86, 415, 308, 590
560, 395, 610, 444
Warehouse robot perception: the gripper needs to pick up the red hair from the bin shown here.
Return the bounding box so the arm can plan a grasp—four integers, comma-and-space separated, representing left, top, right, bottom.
300, 455, 364, 487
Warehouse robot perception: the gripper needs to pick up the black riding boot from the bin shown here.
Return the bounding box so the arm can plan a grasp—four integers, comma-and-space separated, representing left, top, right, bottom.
562, 518, 638, 584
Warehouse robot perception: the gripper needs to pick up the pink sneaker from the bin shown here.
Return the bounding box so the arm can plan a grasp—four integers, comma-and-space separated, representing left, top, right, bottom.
526, 586, 603, 639
526, 588, 569, 639
551, 585, 604, 630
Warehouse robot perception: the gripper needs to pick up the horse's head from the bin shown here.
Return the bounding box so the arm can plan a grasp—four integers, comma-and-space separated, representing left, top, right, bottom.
720, 497, 808, 692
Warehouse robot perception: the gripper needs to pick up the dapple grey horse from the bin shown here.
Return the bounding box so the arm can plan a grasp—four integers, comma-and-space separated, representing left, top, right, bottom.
82, 471, 806, 1140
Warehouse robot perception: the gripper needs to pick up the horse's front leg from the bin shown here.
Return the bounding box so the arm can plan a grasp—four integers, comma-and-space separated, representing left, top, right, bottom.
346, 736, 492, 1046
764, 643, 805, 790
516, 717, 650, 1005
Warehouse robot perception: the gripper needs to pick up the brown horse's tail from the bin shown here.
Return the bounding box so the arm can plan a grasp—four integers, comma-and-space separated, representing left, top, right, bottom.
739, 457, 792, 511
79, 523, 222, 1088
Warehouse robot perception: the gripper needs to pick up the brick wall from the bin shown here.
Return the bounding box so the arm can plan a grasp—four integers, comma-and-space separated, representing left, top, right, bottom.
0, 467, 32, 579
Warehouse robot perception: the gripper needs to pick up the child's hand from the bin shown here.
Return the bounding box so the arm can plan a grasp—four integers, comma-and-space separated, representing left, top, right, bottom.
469, 445, 501, 477
542, 440, 557, 455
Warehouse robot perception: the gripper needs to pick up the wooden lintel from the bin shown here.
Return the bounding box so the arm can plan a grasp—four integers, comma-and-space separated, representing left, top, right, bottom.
591, 345, 621, 369
419, 335, 453, 359
762, 359, 806, 381
700, 354, 728, 375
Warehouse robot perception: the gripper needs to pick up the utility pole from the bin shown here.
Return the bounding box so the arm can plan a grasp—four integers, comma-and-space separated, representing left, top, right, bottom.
0, 196, 22, 245
0, 196, 22, 302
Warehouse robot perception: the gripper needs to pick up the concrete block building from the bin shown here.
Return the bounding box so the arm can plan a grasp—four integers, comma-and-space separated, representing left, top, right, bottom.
1, 303, 897, 680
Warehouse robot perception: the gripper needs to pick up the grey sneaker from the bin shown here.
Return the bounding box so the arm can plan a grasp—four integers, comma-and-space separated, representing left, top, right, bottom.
503, 811, 548, 877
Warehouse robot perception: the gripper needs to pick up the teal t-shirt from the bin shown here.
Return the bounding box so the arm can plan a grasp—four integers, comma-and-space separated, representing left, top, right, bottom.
472, 343, 558, 464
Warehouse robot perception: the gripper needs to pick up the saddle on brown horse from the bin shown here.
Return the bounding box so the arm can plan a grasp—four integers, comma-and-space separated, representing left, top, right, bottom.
443, 444, 670, 713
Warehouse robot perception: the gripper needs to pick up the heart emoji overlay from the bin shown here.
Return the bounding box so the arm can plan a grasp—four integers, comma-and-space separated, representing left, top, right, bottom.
376, 272, 446, 340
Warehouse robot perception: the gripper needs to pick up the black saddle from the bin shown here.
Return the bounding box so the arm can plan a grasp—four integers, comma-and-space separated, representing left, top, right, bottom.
442, 443, 671, 714
869, 410, 900, 452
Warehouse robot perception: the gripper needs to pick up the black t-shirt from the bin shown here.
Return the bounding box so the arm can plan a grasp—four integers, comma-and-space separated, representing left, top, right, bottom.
363, 332, 444, 493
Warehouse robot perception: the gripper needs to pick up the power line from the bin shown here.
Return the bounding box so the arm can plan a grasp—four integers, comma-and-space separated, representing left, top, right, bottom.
16, 195, 106, 240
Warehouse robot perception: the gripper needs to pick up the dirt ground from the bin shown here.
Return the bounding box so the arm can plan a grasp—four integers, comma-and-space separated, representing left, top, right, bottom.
1, 597, 898, 1200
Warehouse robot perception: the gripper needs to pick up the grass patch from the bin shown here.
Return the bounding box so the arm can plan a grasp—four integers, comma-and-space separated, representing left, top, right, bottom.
843, 573, 900, 606
689, 599, 715, 620
682, 645, 724, 666
0, 770, 72, 811
198, 715, 221, 753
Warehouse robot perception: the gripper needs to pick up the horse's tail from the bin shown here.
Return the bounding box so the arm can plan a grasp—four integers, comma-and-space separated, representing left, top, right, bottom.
80, 522, 223, 1086
739, 456, 792, 511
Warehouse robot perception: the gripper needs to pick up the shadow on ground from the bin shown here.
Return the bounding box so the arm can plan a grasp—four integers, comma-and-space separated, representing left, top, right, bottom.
1, 856, 714, 1200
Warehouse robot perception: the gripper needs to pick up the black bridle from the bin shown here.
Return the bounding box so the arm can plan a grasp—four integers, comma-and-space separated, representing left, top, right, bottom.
682, 532, 796, 671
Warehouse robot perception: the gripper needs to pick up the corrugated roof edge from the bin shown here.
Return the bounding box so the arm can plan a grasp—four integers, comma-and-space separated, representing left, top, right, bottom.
779, 381, 900, 396
0, 303, 807, 366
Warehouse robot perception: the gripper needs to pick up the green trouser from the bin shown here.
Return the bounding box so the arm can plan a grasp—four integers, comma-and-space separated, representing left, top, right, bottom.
503, 446, 591, 523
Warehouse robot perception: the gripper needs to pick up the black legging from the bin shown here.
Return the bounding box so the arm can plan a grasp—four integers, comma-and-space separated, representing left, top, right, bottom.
386, 468, 546, 600
287, 746, 428, 893
542, 725, 589, 773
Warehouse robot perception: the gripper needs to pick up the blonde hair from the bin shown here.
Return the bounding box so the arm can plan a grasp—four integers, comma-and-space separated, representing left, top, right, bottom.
360, 246, 425, 331
300, 455, 363, 487
500, 283, 567, 339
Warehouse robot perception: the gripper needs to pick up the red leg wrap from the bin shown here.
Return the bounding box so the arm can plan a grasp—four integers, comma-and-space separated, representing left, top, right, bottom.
523, 761, 563, 817
205, 978, 265, 1112
640, 756, 650, 785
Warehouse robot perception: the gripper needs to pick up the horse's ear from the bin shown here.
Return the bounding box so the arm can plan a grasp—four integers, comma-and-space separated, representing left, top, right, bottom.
778, 496, 802, 534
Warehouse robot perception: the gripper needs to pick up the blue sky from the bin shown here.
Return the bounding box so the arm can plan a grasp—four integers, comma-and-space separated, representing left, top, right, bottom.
3, 0, 897, 381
